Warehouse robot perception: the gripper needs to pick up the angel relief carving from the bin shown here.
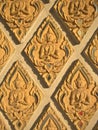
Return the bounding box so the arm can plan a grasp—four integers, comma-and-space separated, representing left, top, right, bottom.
54, 0, 98, 41
0, 0, 43, 41
0, 61, 42, 130
0, 29, 13, 71
70, 73, 90, 108
55, 61, 98, 130
24, 16, 73, 86
33, 106, 67, 130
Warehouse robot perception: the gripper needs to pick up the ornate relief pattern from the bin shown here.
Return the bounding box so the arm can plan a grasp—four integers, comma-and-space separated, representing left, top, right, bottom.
24, 16, 73, 86
54, 0, 98, 41
55, 60, 98, 130
85, 32, 98, 69
0, 29, 13, 71
33, 105, 67, 130
0, 0, 43, 41
0, 61, 42, 130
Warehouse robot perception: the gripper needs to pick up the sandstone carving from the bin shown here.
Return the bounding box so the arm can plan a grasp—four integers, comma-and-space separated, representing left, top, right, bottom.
0, 29, 14, 71
85, 32, 98, 69
54, 0, 98, 41
24, 16, 73, 86
0, 61, 42, 130
33, 105, 67, 130
0, 0, 43, 41
55, 60, 98, 130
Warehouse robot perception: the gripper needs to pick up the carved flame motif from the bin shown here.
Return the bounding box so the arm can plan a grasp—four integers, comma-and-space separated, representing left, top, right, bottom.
55, 61, 98, 130
0, 0, 43, 41
0, 29, 13, 71
43, 118, 58, 130
85, 32, 98, 69
54, 0, 98, 41
0, 61, 42, 130
33, 106, 67, 130
24, 16, 73, 86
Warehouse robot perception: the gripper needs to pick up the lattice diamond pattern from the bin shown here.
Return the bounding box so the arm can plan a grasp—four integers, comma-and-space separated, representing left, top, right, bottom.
0, 0, 98, 130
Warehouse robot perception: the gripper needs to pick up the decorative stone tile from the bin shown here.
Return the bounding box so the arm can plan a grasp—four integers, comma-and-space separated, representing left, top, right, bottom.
33, 105, 67, 130
85, 32, 98, 70
54, 0, 98, 41
24, 16, 73, 87
0, 29, 14, 71
55, 60, 98, 130
0, 61, 42, 130
0, 0, 43, 41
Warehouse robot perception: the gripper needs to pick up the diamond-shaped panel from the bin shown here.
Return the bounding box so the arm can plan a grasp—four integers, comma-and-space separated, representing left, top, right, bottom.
0, 29, 14, 71
33, 105, 67, 130
0, 61, 42, 130
85, 32, 98, 71
0, 0, 43, 41
24, 16, 73, 87
54, 0, 98, 41
55, 60, 98, 130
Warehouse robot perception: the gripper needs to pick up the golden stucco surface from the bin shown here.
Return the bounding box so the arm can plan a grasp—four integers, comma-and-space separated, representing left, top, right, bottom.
55, 60, 98, 130
0, 29, 14, 71
0, 0, 98, 130
0, 0, 43, 41
0, 61, 42, 130
54, 0, 98, 41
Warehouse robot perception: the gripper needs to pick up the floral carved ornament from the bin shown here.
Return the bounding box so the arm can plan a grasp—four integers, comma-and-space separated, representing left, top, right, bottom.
0, 0, 43, 41
54, 0, 98, 41
0, 62, 42, 130
24, 16, 73, 87
55, 61, 98, 130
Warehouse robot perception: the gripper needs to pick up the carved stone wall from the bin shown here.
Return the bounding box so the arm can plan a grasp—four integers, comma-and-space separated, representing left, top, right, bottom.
0, 0, 98, 130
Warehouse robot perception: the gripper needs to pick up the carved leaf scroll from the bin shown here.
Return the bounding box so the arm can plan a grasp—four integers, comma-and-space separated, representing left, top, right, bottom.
54, 0, 98, 41
0, 61, 42, 130
55, 60, 98, 130
24, 16, 73, 87
0, 0, 43, 41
